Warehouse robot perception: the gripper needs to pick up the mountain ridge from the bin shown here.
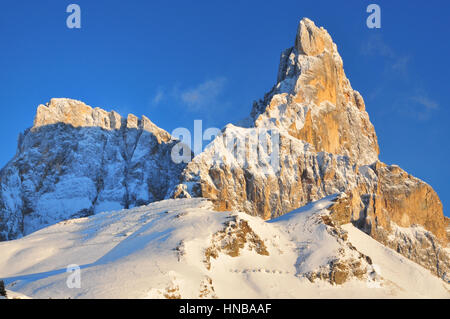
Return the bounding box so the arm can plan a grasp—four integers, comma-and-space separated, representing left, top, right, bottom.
1, 197, 448, 298
0, 99, 186, 240
170, 18, 449, 281
0, 18, 448, 286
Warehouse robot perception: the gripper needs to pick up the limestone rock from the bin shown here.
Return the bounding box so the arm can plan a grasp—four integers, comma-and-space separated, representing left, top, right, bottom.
0, 18, 447, 287
171, 18, 448, 281
250, 18, 379, 166
0, 99, 185, 240
171, 125, 359, 220
34, 98, 122, 130
446, 217, 450, 242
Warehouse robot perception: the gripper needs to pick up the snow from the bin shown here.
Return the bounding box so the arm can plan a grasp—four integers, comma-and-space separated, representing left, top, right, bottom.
268, 195, 343, 274
342, 223, 450, 298
0, 114, 185, 240
0, 197, 447, 299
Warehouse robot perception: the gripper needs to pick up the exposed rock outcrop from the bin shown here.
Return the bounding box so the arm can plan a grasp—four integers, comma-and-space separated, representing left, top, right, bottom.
171, 18, 449, 281
250, 18, 379, 166
204, 216, 269, 270
330, 162, 447, 243
0, 18, 447, 286
0, 98, 185, 240
303, 212, 374, 285
170, 125, 360, 219
329, 180, 449, 282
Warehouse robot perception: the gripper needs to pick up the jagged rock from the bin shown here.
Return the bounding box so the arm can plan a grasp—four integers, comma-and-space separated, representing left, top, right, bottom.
198, 276, 217, 299
0, 98, 185, 240
204, 216, 269, 270
304, 211, 373, 285
250, 18, 379, 166
0, 17, 447, 288
171, 18, 449, 281
330, 162, 447, 243
446, 217, 450, 242
34, 98, 123, 131
170, 125, 359, 219
329, 183, 450, 282
172, 128, 449, 279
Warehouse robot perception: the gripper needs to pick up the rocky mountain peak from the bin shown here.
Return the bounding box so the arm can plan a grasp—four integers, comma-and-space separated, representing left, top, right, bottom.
0, 98, 183, 241
251, 18, 379, 166
294, 18, 334, 56
33, 98, 171, 143
34, 98, 120, 130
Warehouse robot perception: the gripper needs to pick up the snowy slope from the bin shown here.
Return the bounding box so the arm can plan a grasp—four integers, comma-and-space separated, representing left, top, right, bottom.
342, 224, 450, 298
0, 197, 447, 299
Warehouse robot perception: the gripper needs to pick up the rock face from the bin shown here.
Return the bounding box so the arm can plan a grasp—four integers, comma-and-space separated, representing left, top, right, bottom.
170, 125, 360, 220
171, 18, 449, 281
250, 18, 379, 166
0, 98, 185, 240
5, 197, 449, 299
447, 217, 450, 241
171, 128, 448, 281
0, 18, 447, 284
329, 163, 449, 281
331, 162, 446, 243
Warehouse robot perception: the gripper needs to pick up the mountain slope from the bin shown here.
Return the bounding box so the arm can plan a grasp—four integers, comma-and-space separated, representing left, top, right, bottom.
170, 18, 449, 281
0, 17, 448, 292
0, 197, 448, 299
0, 98, 186, 241
250, 18, 379, 166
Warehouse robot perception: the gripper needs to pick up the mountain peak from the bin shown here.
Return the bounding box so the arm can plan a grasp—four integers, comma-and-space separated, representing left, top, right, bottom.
295, 18, 334, 56
33, 98, 123, 130
32, 98, 171, 142
250, 18, 379, 166
0, 18, 448, 296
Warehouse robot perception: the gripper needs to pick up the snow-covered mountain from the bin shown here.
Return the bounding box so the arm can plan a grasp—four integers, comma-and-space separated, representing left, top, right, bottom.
0, 98, 186, 240
1, 197, 448, 298
170, 18, 450, 281
0, 18, 449, 298
250, 18, 379, 166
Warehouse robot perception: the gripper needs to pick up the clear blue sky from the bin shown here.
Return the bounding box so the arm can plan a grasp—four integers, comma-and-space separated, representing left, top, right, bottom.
0, 1, 449, 216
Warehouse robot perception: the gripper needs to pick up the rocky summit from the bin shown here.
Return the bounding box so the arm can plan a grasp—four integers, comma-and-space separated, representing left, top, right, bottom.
251, 18, 379, 166
0, 17, 448, 292
171, 18, 449, 282
0, 98, 185, 240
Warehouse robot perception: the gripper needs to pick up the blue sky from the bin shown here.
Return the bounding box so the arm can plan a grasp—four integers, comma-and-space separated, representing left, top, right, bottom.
0, 1, 449, 215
